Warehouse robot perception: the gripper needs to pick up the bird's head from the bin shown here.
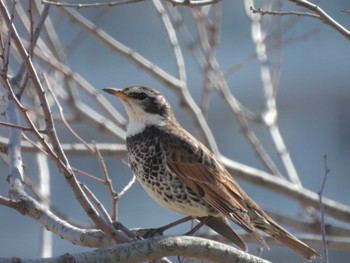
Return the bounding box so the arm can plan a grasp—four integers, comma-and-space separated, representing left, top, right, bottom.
103, 86, 174, 136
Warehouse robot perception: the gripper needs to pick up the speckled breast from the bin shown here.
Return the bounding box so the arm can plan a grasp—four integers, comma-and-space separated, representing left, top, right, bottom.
126, 125, 218, 217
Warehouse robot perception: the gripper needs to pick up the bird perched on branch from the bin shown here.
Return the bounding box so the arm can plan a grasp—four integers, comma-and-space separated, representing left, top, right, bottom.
103, 86, 320, 261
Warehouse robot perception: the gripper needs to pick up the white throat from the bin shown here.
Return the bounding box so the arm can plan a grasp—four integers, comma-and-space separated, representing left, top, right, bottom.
126, 110, 166, 137
120, 99, 167, 137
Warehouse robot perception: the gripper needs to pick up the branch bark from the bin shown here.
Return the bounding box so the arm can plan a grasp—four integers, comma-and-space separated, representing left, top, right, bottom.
0, 236, 270, 263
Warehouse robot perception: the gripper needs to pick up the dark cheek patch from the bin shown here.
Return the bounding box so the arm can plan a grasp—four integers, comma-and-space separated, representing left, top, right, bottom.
143, 97, 167, 116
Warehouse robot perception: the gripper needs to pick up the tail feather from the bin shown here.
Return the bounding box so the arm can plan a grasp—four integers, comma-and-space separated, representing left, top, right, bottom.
266, 221, 321, 261
201, 217, 247, 251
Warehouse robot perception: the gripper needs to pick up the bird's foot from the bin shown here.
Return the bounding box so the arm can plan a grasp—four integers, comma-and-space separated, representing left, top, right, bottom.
136, 227, 165, 239
112, 221, 142, 240
184, 216, 212, 236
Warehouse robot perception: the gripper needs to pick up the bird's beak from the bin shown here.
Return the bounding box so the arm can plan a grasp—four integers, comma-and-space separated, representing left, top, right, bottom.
103, 88, 129, 99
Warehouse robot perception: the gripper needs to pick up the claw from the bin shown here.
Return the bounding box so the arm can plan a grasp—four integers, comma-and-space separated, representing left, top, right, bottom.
136, 228, 165, 239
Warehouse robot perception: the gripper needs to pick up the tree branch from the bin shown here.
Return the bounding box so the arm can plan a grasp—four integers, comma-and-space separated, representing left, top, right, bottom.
0, 236, 270, 263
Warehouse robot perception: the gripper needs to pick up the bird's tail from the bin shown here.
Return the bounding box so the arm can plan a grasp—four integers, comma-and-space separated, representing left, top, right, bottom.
261, 219, 321, 261
201, 217, 248, 251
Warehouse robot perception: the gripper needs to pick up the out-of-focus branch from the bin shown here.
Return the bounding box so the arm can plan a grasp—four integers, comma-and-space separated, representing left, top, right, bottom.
42, 0, 144, 8
220, 155, 350, 223
153, 0, 186, 84
198, 232, 350, 251
268, 211, 350, 237
191, 7, 281, 176
0, 136, 128, 156
245, 0, 302, 186
37, 143, 53, 257
318, 155, 330, 261
166, 0, 221, 6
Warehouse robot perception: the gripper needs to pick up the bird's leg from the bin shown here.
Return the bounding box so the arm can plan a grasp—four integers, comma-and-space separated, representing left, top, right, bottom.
136, 216, 193, 239
112, 221, 141, 240
185, 216, 213, 236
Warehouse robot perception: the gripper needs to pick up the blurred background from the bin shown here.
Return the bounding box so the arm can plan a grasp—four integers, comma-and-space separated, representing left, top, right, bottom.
0, 0, 349, 262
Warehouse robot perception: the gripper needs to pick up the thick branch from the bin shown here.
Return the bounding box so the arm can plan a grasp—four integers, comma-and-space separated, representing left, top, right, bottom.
0, 191, 115, 248
0, 236, 270, 263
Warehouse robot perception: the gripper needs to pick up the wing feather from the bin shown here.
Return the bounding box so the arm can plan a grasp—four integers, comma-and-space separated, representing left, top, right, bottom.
161, 127, 253, 229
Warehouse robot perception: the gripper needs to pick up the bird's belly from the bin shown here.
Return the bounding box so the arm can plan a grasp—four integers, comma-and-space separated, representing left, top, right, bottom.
141, 181, 214, 217
129, 155, 217, 217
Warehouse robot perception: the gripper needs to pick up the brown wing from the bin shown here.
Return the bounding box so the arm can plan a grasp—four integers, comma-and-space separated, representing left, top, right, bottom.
160, 124, 321, 259
160, 125, 268, 247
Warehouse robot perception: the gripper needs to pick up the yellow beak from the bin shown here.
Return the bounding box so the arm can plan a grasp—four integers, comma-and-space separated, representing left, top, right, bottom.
103, 88, 129, 99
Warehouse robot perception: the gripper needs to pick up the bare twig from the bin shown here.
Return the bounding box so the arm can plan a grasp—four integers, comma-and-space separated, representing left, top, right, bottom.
251, 1, 350, 41
92, 142, 119, 221
318, 155, 330, 262
289, 0, 350, 41
72, 167, 105, 183
166, 0, 221, 6
42, 0, 145, 8
153, 0, 186, 84
245, 0, 302, 185
80, 183, 112, 223
0, 120, 39, 131
250, 6, 319, 19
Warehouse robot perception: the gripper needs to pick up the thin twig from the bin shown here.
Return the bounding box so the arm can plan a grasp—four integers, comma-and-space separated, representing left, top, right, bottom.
166, 0, 220, 6
153, 0, 186, 84
0, 120, 40, 131
80, 182, 112, 223
245, 0, 301, 185
42, 0, 145, 8
92, 142, 119, 221
250, 6, 320, 19
72, 167, 105, 183
251, 1, 350, 41
289, 0, 350, 41
318, 155, 330, 262
3, 0, 15, 75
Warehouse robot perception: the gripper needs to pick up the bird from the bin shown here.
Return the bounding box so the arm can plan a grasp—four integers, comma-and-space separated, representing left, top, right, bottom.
103, 86, 320, 261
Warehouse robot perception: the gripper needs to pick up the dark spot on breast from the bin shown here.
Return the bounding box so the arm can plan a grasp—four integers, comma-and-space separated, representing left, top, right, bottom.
151, 171, 158, 178
165, 193, 173, 200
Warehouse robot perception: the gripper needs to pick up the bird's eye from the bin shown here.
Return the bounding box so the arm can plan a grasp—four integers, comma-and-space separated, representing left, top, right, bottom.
129, 92, 147, 100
